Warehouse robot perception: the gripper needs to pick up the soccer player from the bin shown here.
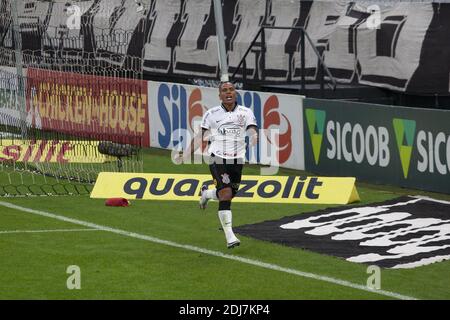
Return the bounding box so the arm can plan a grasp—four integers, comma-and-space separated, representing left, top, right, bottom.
177, 82, 258, 249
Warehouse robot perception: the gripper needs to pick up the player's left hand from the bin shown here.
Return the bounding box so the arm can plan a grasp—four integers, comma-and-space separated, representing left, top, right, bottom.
249, 134, 258, 147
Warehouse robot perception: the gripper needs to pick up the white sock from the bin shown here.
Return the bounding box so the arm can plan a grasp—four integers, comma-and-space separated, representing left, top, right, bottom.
218, 210, 238, 243
205, 188, 218, 200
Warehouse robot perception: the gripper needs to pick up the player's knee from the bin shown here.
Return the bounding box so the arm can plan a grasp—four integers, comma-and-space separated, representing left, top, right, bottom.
218, 188, 233, 201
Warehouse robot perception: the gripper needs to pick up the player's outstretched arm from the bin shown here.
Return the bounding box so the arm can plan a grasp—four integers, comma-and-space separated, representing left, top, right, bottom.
247, 125, 258, 146
175, 128, 208, 162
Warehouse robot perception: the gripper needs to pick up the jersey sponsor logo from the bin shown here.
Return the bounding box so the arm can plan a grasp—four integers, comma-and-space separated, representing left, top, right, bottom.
214, 150, 238, 158
91, 173, 359, 204
218, 123, 242, 136
235, 196, 450, 269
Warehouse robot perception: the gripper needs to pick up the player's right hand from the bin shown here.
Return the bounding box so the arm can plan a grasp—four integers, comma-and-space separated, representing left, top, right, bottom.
173, 151, 185, 164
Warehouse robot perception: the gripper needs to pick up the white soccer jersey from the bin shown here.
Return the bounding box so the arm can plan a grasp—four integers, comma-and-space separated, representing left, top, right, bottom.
201, 104, 257, 159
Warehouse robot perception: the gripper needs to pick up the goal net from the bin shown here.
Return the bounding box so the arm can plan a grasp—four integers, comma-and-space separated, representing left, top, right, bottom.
0, 0, 147, 197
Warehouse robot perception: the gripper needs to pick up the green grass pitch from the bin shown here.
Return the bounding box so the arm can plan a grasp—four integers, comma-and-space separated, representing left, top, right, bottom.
0, 148, 449, 300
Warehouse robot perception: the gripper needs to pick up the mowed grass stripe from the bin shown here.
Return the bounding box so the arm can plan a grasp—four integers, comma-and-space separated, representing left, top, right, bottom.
0, 200, 418, 300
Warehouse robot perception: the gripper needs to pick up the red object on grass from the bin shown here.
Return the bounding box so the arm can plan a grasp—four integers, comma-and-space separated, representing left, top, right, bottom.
105, 198, 130, 207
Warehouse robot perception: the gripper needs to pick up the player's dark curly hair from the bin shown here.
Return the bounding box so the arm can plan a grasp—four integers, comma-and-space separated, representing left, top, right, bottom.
218, 81, 235, 92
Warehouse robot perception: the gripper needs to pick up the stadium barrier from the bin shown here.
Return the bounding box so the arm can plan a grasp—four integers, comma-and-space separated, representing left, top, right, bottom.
304, 98, 450, 194
0, 65, 146, 196
91, 172, 360, 204
147, 80, 305, 171
26, 68, 150, 147
0, 139, 114, 163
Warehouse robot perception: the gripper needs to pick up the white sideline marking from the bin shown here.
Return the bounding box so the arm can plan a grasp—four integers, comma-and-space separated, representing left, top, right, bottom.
0, 200, 418, 300
0, 228, 98, 235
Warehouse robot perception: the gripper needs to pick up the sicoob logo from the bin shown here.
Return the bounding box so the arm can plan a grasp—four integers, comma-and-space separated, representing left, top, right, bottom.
305, 108, 326, 165
393, 118, 416, 178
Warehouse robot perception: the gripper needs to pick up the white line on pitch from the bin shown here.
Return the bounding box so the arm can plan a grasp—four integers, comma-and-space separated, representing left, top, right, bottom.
0, 228, 99, 235
0, 200, 418, 300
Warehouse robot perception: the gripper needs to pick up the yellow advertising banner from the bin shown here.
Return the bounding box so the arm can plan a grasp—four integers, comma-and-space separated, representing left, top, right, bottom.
91, 172, 360, 204
0, 140, 114, 163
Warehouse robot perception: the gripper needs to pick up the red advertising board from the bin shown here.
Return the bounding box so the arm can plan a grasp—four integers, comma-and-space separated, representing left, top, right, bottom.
26, 68, 149, 147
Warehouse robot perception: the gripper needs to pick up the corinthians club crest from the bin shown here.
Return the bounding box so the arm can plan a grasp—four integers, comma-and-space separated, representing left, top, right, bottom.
236, 114, 246, 126
221, 173, 231, 184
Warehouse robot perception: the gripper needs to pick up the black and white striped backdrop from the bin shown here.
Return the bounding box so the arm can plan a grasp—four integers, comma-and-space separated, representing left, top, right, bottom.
1, 0, 449, 94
